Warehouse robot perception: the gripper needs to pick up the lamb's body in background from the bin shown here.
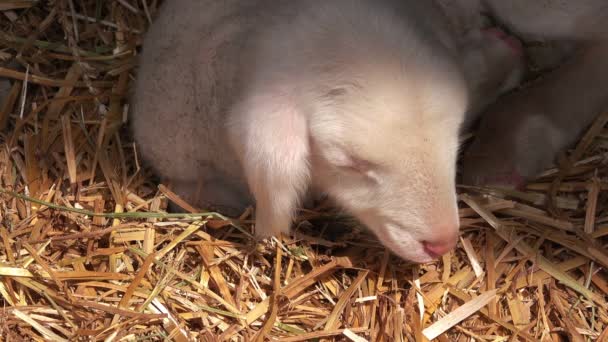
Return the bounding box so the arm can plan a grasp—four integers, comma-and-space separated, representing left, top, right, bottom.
131, 0, 608, 263
458, 0, 608, 187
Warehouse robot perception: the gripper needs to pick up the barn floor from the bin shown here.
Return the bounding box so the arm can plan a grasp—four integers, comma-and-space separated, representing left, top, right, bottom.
0, 1, 606, 341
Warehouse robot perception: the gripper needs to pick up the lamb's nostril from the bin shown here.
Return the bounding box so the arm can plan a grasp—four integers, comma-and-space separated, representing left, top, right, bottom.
422, 235, 458, 258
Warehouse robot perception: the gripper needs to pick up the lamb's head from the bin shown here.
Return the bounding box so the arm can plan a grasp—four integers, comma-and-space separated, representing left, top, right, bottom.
306, 60, 468, 263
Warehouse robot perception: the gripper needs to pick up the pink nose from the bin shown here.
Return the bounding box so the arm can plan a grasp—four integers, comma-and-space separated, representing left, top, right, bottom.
423, 234, 459, 258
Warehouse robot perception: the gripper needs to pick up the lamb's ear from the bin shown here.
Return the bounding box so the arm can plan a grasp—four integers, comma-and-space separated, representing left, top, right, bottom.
227, 92, 311, 237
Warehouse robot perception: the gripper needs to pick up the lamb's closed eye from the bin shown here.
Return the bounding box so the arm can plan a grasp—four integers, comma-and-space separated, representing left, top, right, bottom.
336, 156, 382, 183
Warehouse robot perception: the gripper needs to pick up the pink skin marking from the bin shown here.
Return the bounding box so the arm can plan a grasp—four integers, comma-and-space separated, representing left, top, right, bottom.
483, 27, 524, 56
477, 169, 526, 190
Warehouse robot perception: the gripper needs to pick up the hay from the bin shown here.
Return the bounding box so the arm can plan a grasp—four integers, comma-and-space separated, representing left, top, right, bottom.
0, 1, 606, 340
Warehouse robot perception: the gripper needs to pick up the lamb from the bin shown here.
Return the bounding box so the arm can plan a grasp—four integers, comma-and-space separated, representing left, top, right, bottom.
131, 0, 607, 262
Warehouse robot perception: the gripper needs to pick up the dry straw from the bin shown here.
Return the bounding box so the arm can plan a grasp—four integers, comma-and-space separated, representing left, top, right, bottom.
0, 1, 606, 340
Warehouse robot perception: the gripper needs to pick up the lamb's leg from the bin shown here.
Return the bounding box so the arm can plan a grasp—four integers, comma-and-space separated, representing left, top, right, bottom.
460, 27, 525, 131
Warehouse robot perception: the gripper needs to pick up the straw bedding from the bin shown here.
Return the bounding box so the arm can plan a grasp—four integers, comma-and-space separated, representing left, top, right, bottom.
0, 1, 606, 341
